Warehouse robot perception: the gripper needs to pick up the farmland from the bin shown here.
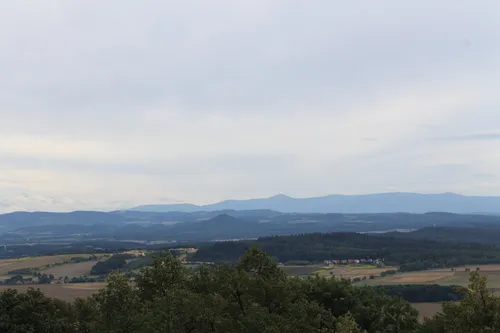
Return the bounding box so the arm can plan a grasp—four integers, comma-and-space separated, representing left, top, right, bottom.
0, 253, 110, 282
280, 263, 397, 280
358, 265, 500, 288
3, 255, 500, 322
356, 264, 500, 320
0, 282, 106, 301
279, 264, 500, 321
41, 261, 97, 278
0, 255, 78, 275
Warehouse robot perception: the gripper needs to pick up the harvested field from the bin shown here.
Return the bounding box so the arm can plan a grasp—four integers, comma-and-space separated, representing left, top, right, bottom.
62, 282, 106, 290
42, 261, 96, 278
0, 283, 106, 301
389, 272, 453, 284
0, 254, 109, 277
359, 272, 453, 286
411, 303, 443, 322
0, 255, 78, 275
457, 265, 500, 271
331, 266, 397, 278
358, 264, 500, 288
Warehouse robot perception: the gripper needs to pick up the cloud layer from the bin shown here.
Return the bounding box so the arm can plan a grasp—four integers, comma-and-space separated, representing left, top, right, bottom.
1, 1, 499, 212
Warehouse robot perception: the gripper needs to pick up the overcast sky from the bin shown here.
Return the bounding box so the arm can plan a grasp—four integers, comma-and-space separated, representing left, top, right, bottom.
0, 1, 499, 212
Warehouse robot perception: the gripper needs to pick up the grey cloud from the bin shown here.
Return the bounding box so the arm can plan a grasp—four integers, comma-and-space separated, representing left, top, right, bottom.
1, 1, 498, 127
435, 132, 500, 141
0, 1, 500, 210
0, 153, 295, 176
423, 164, 470, 172
474, 173, 496, 179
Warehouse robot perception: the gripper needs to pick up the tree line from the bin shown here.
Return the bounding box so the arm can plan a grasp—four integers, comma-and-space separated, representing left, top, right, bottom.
193, 232, 500, 270
376, 284, 466, 303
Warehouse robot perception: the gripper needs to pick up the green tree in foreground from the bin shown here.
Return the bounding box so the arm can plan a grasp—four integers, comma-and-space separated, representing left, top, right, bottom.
419, 271, 500, 333
17, 247, 500, 332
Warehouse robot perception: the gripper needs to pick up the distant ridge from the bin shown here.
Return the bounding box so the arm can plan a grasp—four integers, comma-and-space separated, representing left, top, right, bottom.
130, 192, 500, 214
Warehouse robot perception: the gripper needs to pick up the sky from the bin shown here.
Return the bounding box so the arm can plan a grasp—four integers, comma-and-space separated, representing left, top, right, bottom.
0, 1, 499, 212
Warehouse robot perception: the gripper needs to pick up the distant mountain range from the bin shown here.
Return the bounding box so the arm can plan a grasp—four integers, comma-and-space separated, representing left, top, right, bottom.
3, 192, 500, 245
4, 207, 500, 245
131, 192, 500, 214
4, 210, 500, 244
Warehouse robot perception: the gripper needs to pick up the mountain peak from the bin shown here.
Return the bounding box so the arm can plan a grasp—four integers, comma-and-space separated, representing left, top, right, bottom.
269, 194, 292, 199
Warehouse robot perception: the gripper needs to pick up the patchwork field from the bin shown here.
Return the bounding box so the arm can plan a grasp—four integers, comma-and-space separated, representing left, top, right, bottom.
0, 254, 110, 279
41, 261, 97, 278
281, 264, 397, 281
358, 265, 500, 288
356, 265, 500, 320
0, 255, 81, 275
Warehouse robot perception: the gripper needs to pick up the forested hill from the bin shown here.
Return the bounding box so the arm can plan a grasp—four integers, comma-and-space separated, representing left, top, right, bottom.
385, 226, 500, 244
4, 209, 500, 243
192, 232, 500, 271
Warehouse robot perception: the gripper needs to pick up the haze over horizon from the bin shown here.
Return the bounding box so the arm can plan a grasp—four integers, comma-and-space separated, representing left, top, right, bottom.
1, 1, 499, 213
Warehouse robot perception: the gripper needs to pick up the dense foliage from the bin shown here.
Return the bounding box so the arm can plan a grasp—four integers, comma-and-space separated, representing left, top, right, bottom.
0, 241, 138, 259
90, 254, 133, 275
193, 233, 500, 270
7, 268, 34, 275
386, 226, 500, 244
90, 252, 164, 276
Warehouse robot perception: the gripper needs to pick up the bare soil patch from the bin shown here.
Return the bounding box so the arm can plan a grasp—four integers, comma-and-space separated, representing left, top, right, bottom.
411, 302, 443, 322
